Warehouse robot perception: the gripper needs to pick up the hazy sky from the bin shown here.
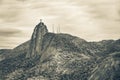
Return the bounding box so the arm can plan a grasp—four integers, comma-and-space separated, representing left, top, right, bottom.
0, 0, 120, 49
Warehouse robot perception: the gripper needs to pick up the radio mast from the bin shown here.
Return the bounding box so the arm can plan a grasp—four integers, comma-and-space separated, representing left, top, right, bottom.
58, 24, 60, 33
52, 24, 54, 33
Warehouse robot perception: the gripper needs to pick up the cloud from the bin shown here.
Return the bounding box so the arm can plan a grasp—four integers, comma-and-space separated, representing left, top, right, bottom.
0, 30, 27, 49
0, 9, 20, 22
0, 0, 120, 49
0, 28, 21, 37
16, 0, 26, 2
0, 27, 23, 49
0, 0, 23, 23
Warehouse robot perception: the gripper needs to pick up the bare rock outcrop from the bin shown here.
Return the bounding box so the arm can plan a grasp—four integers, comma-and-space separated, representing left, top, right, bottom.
26, 22, 48, 58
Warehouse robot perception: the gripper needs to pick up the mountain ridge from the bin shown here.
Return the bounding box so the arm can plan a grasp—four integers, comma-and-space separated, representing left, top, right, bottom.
0, 22, 120, 80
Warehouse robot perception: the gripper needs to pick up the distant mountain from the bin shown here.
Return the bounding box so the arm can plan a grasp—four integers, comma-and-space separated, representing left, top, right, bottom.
0, 22, 120, 80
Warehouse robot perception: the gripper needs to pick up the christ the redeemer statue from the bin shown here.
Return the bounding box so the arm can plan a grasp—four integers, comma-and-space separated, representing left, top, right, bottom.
40, 19, 42, 22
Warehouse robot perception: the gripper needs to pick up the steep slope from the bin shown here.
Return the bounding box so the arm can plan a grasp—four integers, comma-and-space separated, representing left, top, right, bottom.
89, 52, 120, 80
0, 22, 120, 80
26, 22, 48, 58
0, 49, 12, 61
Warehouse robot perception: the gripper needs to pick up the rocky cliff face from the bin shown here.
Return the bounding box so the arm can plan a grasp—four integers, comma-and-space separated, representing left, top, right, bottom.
26, 22, 48, 58
0, 22, 120, 80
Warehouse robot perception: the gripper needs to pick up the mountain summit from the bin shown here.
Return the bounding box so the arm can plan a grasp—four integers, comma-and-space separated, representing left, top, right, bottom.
26, 22, 48, 58
0, 21, 120, 80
